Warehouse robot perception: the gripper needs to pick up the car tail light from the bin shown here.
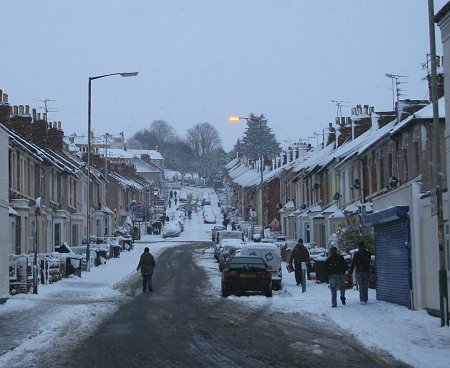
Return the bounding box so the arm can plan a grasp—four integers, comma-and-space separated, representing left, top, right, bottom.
224, 271, 240, 279
256, 272, 271, 279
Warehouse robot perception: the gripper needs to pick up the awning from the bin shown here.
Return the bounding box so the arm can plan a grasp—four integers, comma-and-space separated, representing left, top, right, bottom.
9, 206, 17, 216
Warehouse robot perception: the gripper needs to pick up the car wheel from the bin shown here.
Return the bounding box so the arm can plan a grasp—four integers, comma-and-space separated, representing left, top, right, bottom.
221, 287, 229, 297
265, 288, 273, 297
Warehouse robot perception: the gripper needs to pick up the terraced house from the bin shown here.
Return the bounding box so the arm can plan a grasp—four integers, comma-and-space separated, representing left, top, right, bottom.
0, 89, 163, 302
225, 66, 448, 314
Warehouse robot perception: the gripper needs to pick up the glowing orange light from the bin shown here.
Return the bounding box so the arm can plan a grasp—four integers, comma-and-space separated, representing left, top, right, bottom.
228, 116, 241, 121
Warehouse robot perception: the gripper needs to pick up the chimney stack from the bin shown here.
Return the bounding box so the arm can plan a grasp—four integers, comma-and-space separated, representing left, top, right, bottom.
0, 90, 11, 126
9, 103, 33, 140
47, 121, 64, 151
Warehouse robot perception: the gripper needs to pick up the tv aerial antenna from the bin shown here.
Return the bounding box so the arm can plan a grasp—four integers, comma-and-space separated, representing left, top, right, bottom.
385, 74, 408, 114
37, 98, 57, 122
331, 100, 349, 124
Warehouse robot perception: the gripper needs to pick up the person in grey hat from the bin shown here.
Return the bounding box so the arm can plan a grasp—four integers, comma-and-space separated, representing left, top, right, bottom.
137, 247, 156, 292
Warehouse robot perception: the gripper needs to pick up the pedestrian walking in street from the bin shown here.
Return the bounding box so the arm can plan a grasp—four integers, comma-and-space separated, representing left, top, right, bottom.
350, 241, 372, 304
168, 199, 172, 208
137, 247, 156, 292
288, 239, 310, 286
326, 246, 348, 307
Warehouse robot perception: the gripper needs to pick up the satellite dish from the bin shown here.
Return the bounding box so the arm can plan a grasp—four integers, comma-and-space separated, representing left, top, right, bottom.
313, 183, 320, 190
353, 179, 360, 189
301, 203, 307, 210
389, 176, 399, 188
333, 192, 341, 201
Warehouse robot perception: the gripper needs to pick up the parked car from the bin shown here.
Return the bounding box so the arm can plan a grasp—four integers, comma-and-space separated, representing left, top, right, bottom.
215, 230, 243, 245
162, 221, 182, 238
203, 212, 216, 224
171, 210, 185, 231
239, 242, 283, 290
211, 225, 226, 242
221, 256, 272, 297
214, 238, 244, 261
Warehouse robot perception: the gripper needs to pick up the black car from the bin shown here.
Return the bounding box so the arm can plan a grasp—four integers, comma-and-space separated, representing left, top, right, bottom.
221, 256, 272, 297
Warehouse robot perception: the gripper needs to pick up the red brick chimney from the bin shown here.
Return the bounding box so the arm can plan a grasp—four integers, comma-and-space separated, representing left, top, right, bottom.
326, 123, 336, 146
337, 125, 351, 146
140, 153, 151, 164
0, 91, 12, 126
375, 111, 397, 128
110, 162, 137, 176
47, 121, 64, 151
91, 153, 105, 169
7, 105, 33, 140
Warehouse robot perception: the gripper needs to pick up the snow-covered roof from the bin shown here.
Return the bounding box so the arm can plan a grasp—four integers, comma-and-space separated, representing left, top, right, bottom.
101, 204, 114, 215
329, 209, 345, 219
321, 204, 339, 214
390, 97, 445, 135
108, 171, 145, 191
7, 128, 80, 178
108, 148, 163, 161
132, 156, 161, 173
283, 200, 295, 209
307, 203, 322, 213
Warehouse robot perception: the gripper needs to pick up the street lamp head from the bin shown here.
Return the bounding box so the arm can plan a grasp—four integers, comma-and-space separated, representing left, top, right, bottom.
228, 116, 242, 122
120, 72, 139, 77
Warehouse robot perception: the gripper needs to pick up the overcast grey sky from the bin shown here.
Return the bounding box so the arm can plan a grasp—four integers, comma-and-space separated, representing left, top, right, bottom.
1, 0, 447, 151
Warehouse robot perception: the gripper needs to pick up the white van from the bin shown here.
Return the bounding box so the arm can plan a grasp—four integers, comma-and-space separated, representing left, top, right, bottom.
215, 230, 243, 245
239, 242, 282, 290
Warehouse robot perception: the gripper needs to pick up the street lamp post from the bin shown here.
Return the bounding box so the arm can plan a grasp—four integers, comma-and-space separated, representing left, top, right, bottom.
229, 115, 265, 238
87, 72, 138, 271
33, 197, 42, 294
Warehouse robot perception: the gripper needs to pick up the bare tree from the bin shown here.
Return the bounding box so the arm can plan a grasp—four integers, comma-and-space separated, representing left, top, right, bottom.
187, 122, 222, 155
165, 139, 196, 177
150, 120, 176, 145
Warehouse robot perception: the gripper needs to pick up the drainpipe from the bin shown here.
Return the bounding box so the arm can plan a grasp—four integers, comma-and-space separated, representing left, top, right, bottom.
358, 156, 366, 203
389, 135, 400, 180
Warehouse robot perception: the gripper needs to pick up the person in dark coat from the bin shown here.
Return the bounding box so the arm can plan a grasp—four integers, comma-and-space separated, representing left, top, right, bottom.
326, 246, 348, 307
137, 247, 156, 292
350, 241, 372, 304
288, 239, 310, 286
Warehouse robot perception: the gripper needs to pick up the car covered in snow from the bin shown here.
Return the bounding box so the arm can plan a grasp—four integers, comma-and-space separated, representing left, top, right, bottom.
162, 221, 182, 238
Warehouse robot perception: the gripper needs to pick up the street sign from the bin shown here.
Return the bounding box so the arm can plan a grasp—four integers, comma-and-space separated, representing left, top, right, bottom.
136, 207, 144, 219
130, 200, 137, 212
137, 202, 143, 209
